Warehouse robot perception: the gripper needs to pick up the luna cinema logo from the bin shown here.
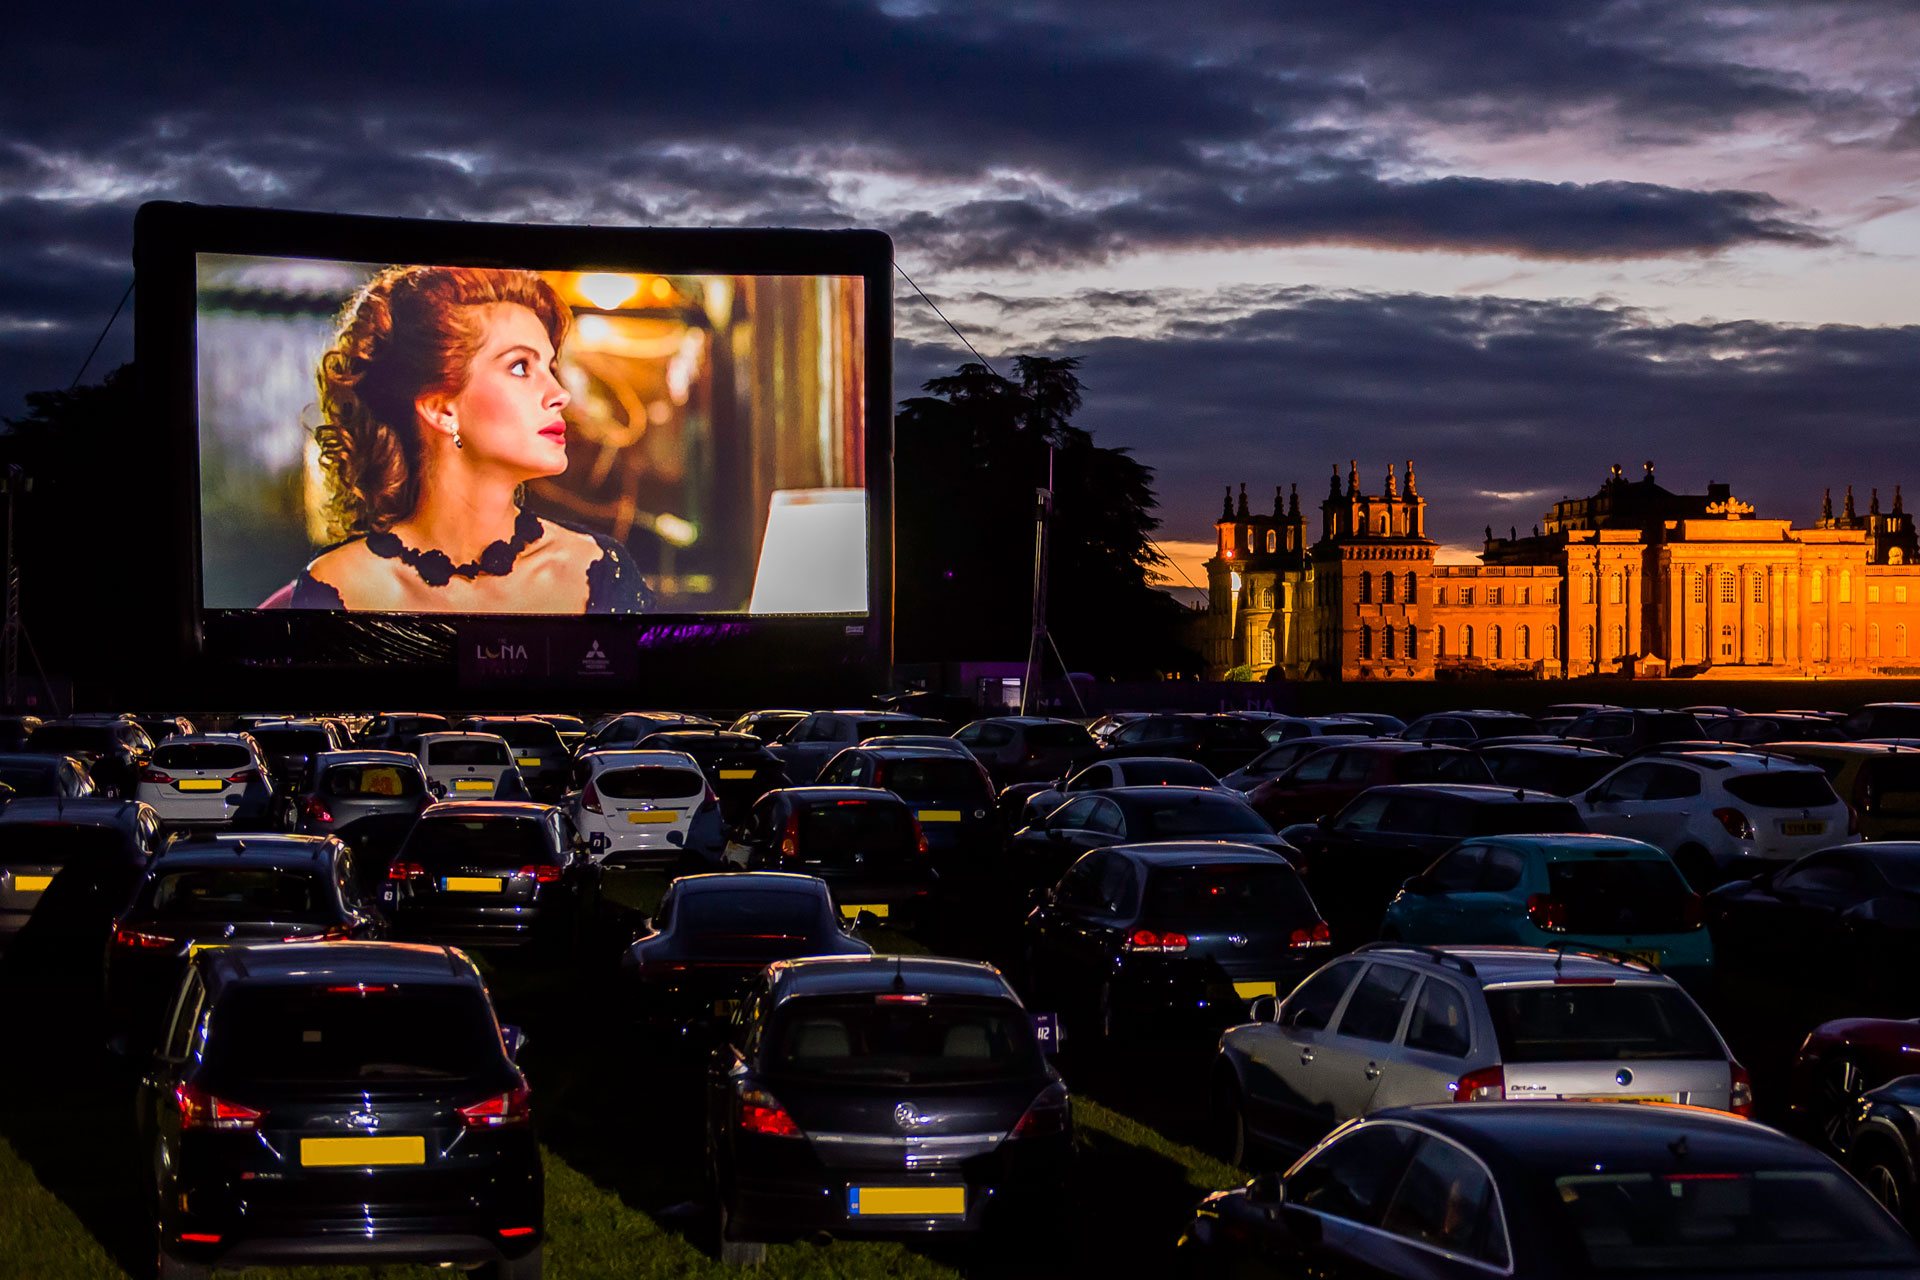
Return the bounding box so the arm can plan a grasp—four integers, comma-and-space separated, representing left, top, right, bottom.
476, 640, 530, 661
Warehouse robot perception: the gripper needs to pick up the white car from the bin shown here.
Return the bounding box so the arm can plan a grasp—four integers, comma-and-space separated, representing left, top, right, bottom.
414, 732, 527, 802
133, 733, 286, 831
1572, 749, 1856, 890
566, 750, 723, 868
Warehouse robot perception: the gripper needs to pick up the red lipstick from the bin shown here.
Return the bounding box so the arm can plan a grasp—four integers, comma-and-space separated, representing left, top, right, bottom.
539, 422, 567, 442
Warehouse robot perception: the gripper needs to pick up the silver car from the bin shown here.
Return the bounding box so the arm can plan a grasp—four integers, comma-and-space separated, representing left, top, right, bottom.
296, 750, 432, 877
1210, 943, 1750, 1165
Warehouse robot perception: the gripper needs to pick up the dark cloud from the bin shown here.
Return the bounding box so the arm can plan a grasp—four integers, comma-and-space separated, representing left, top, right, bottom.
896, 287, 1920, 553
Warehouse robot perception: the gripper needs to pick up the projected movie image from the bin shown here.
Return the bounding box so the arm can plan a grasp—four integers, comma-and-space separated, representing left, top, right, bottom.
196, 255, 868, 615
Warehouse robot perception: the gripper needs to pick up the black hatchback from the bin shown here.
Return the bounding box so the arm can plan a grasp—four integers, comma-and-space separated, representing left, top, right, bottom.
142, 941, 541, 1279
382, 802, 579, 948
633, 729, 790, 823
705, 955, 1070, 1263
725, 787, 940, 923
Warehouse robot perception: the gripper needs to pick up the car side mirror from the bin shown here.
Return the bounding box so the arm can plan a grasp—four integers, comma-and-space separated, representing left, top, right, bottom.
1250, 1171, 1284, 1206
1248, 995, 1277, 1023
501, 1025, 527, 1062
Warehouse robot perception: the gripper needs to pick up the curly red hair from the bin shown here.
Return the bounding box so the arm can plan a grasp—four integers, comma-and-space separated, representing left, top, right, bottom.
313, 266, 572, 538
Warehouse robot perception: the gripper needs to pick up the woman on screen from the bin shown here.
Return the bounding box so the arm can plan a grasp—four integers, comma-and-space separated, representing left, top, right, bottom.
262, 265, 653, 613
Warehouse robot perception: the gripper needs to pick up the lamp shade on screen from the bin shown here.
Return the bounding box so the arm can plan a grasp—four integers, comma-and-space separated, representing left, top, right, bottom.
749, 489, 868, 614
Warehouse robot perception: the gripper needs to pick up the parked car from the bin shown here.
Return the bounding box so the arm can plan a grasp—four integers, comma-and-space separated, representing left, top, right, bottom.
414, 732, 529, 802
131, 714, 197, 744
1792, 1015, 1920, 1154
1381, 834, 1711, 987
1220, 736, 1372, 793
631, 729, 789, 824
727, 709, 809, 744
1764, 742, 1920, 842
1401, 710, 1539, 744
1208, 944, 1750, 1163
1845, 1075, 1920, 1231
134, 734, 291, 833
583, 711, 723, 753
1256, 715, 1389, 744
768, 710, 952, 785
1573, 750, 1855, 890
463, 716, 572, 801
817, 745, 1000, 894
1471, 742, 1622, 798
565, 749, 724, 869
382, 801, 579, 948
1183, 1103, 1913, 1279
1561, 707, 1706, 755
1707, 712, 1848, 745
1846, 704, 1920, 741
1006, 756, 1236, 830
293, 750, 433, 885
238, 718, 346, 797
26, 717, 153, 797
951, 716, 1096, 786
1008, 786, 1289, 892
527, 712, 588, 753
1707, 842, 1920, 980
107, 833, 384, 1053
355, 711, 450, 751
704, 955, 1070, 1263
1282, 784, 1583, 940
141, 941, 541, 1279
0, 751, 96, 798
1096, 713, 1270, 776
0, 797, 160, 953
0, 714, 42, 752
1025, 843, 1330, 1040
621, 872, 872, 1034
1247, 741, 1492, 829
721, 787, 940, 923
1322, 712, 1406, 737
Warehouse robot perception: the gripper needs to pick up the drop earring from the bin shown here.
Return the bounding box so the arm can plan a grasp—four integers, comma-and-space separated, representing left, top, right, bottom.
453, 429, 463, 450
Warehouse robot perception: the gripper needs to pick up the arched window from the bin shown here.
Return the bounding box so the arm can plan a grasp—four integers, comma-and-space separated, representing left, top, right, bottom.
1358, 624, 1373, 660
1720, 573, 1736, 604
1381, 573, 1396, 604
1811, 625, 1826, 659
1518, 625, 1531, 660
1752, 573, 1765, 604
1582, 626, 1595, 660
1692, 575, 1705, 604
1812, 571, 1825, 603
1582, 575, 1594, 605
1899, 624, 1909, 658
1841, 623, 1854, 660
1358, 572, 1373, 603
1752, 626, 1766, 661
1489, 626, 1503, 659
1383, 625, 1397, 660
1720, 624, 1735, 658
1261, 631, 1275, 664
1545, 625, 1557, 658
1404, 572, 1417, 601
1842, 571, 1853, 604
1462, 625, 1475, 658
1870, 623, 1881, 658
1259, 587, 1274, 609
1613, 624, 1625, 657
1610, 574, 1624, 605
1266, 529, 1277, 554
1379, 514, 1389, 535
1435, 626, 1447, 657
1406, 625, 1418, 659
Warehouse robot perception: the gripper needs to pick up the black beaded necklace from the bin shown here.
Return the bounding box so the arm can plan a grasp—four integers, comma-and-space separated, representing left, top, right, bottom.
366, 510, 544, 587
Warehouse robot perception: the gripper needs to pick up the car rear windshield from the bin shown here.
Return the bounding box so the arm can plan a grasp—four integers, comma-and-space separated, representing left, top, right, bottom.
205, 985, 501, 1085
674, 891, 826, 937
1201, 720, 1269, 747
320, 764, 423, 799
1395, 752, 1495, 784
0, 825, 125, 867
1862, 756, 1920, 796
406, 818, 549, 868
1482, 753, 1618, 796
249, 729, 331, 756
1469, 802, 1583, 836
856, 719, 942, 740
1487, 985, 1722, 1062
1142, 863, 1316, 924
29, 727, 112, 753
1471, 716, 1539, 735
1025, 724, 1093, 749
1117, 761, 1219, 787
152, 743, 252, 772
1546, 858, 1695, 933
1131, 795, 1274, 838
424, 740, 509, 766
875, 758, 989, 800
145, 868, 327, 920
596, 767, 706, 800
768, 994, 1041, 1084
1554, 1167, 1916, 1273
0, 763, 59, 796
1642, 713, 1704, 742
473, 722, 565, 751
797, 802, 915, 861
1721, 773, 1838, 809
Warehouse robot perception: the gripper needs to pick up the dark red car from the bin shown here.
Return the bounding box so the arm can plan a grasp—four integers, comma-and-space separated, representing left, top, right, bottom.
1791, 1016, 1920, 1153
1247, 741, 1491, 828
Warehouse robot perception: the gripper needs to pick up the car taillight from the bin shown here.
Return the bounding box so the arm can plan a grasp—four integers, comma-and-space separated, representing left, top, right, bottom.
225, 769, 260, 787
582, 780, 604, 814
738, 1085, 801, 1137
1729, 1061, 1754, 1118
284, 925, 353, 943
781, 812, 801, 859
1712, 807, 1753, 839
1847, 803, 1861, 836
175, 1081, 262, 1131
697, 784, 719, 815
140, 767, 173, 785
1124, 928, 1189, 953
1681, 892, 1704, 930
459, 1082, 533, 1128
387, 861, 425, 880
1525, 894, 1568, 933
304, 796, 332, 824
1451, 1065, 1505, 1102
1009, 1082, 1070, 1139
113, 925, 177, 950
912, 818, 931, 855
520, 864, 563, 884
1289, 920, 1332, 948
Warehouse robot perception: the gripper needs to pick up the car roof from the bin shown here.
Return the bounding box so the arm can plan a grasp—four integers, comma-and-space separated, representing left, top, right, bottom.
157, 833, 336, 868
637, 730, 766, 746
1361, 783, 1566, 803
1110, 841, 1292, 866
1357, 943, 1669, 986
672, 872, 826, 897
1346, 740, 1470, 753
1477, 833, 1668, 858
0, 752, 79, 766
766, 954, 1012, 1003
313, 750, 423, 766
850, 745, 974, 759
0, 797, 146, 827
246, 719, 333, 731
1474, 742, 1617, 757
1104, 786, 1240, 802
419, 800, 554, 819
583, 750, 701, 768
1634, 749, 1823, 773
970, 716, 1081, 727
1768, 741, 1920, 757
200, 940, 478, 990
1364, 1101, 1812, 1173
772, 786, 910, 805
154, 733, 254, 746
415, 731, 508, 743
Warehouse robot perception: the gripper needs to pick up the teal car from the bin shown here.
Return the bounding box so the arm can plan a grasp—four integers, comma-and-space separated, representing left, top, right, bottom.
1379, 833, 1713, 985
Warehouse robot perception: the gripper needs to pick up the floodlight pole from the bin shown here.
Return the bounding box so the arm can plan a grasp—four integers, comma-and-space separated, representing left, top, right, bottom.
2, 465, 19, 708
1019, 471, 1052, 716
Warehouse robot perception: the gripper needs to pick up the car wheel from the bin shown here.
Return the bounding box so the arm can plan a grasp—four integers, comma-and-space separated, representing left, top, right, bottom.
475, 1247, 543, 1280
1211, 1073, 1249, 1168
1814, 1055, 1870, 1154
156, 1242, 211, 1280
1675, 845, 1717, 894
717, 1197, 766, 1267
1851, 1142, 1916, 1230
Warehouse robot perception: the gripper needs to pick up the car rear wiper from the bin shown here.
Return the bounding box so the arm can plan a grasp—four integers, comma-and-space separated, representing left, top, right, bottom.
357, 1063, 460, 1079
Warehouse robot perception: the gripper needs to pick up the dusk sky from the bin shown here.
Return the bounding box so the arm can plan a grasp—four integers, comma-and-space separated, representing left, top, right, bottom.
6, 0, 1919, 584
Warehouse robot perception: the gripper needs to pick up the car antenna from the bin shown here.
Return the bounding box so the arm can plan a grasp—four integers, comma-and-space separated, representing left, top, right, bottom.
891, 957, 907, 993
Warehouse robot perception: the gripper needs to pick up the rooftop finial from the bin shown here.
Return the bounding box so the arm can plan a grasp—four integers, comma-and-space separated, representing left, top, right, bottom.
1385, 462, 1398, 497
1236, 483, 1250, 520
1347, 459, 1359, 497
1645, 460, 1655, 482
1822, 488, 1833, 522
1221, 486, 1234, 521
1898, 486, 1905, 515
1872, 488, 1882, 515
1405, 460, 1417, 495
1846, 485, 1857, 520
1289, 483, 1300, 518
1329, 464, 1341, 499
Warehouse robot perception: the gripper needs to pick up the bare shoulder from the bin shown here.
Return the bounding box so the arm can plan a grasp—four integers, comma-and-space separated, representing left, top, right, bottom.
529, 520, 605, 573
305, 539, 412, 611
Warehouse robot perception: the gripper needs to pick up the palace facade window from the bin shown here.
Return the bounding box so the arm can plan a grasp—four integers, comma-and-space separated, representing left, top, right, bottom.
1841, 623, 1854, 661
1358, 572, 1372, 603
1613, 624, 1625, 657
1720, 624, 1735, 658
1406, 625, 1417, 659
1720, 574, 1736, 604
1545, 625, 1557, 658
1842, 571, 1853, 604
1462, 625, 1475, 657
1582, 575, 1594, 605
1383, 625, 1397, 659
1434, 585, 1447, 605
1520, 586, 1531, 605
1381, 573, 1396, 604
1870, 583, 1882, 604
1435, 626, 1446, 657
1611, 574, 1624, 605
1582, 626, 1595, 660
1518, 625, 1531, 660
1753, 574, 1765, 604
1811, 625, 1826, 660
1489, 626, 1502, 659
1899, 624, 1910, 659
1266, 529, 1277, 553
1460, 587, 1474, 607
1488, 586, 1503, 607
1901, 584, 1911, 604
1693, 575, 1705, 605
1812, 571, 1825, 603
1405, 572, 1417, 600
1261, 631, 1275, 664
1358, 624, 1373, 660
1870, 623, 1881, 658
1259, 587, 1274, 609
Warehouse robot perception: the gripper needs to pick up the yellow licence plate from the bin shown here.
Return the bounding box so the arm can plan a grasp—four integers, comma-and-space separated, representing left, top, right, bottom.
718, 769, 756, 780
1782, 820, 1825, 836
1233, 981, 1278, 999
12, 875, 51, 893
918, 809, 961, 822
516, 757, 541, 767
849, 1185, 965, 1216
840, 902, 889, 920
453, 779, 493, 792
300, 1136, 426, 1167
443, 877, 503, 893
1565, 1095, 1673, 1105
1624, 950, 1662, 969
176, 779, 225, 792
627, 811, 677, 824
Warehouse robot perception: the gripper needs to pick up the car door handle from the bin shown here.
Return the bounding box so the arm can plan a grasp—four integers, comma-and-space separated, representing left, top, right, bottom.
1298, 1047, 1314, 1065
1364, 1062, 1381, 1080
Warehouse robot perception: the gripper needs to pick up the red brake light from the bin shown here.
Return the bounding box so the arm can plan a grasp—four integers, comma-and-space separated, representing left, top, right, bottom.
459, 1082, 532, 1128
1526, 894, 1568, 933
738, 1085, 801, 1137
876, 993, 929, 1005
175, 1081, 262, 1131
520, 864, 563, 884
179, 1232, 222, 1243
1451, 1064, 1505, 1102
1729, 1061, 1755, 1118
304, 796, 332, 824
225, 769, 260, 786
912, 818, 931, 855
1289, 920, 1332, 948
1124, 929, 1189, 953
781, 811, 801, 859
582, 780, 604, 814
1712, 807, 1753, 839
500, 1226, 537, 1238
113, 925, 177, 950
141, 767, 173, 785
1009, 1082, 1070, 1138
387, 861, 425, 881
325, 983, 390, 993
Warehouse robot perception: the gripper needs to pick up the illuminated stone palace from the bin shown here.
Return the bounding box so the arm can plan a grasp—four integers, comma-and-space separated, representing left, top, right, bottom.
1202, 461, 1920, 681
